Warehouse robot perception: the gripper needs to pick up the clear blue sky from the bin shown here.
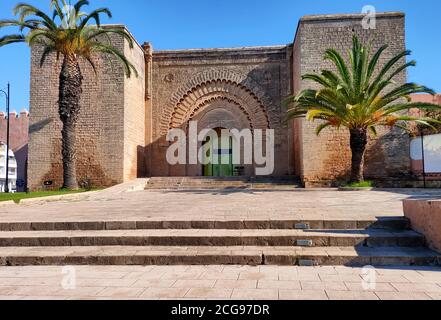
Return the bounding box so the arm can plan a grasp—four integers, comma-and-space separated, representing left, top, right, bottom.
0, 0, 440, 112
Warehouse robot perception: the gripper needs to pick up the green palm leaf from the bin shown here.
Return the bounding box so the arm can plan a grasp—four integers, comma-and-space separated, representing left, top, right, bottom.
285, 35, 441, 183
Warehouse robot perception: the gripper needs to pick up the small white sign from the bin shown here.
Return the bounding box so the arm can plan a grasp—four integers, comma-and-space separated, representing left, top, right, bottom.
410, 133, 441, 173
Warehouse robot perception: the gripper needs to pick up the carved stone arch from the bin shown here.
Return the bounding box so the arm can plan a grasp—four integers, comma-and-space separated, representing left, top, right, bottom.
188, 96, 254, 130
161, 72, 273, 136
171, 93, 268, 132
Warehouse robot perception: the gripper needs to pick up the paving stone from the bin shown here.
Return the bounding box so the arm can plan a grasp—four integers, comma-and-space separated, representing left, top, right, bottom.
199, 271, 239, 280
279, 272, 321, 281
344, 282, 397, 292
131, 279, 176, 288
139, 288, 189, 299
301, 281, 347, 291
185, 288, 232, 299
279, 289, 328, 300
21, 296, 68, 300
173, 280, 216, 289
402, 274, 441, 284
75, 278, 138, 288
425, 292, 441, 300
391, 283, 441, 293
258, 280, 301, 290
161, 271, 203, 280
239, 272, 278, 281
375, 292, 432, 300
231, 289, 278, 300
319, 274, 363, 282
214, 280, 257, 289
96, 287, 145, 298
374, 275, 411, 283
326, 290, 380, 300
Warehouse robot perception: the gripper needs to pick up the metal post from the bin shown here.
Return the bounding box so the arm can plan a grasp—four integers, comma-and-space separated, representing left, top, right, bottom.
421, 130, 427, 189
0, 84, 10, 193
4, 83, 10, 193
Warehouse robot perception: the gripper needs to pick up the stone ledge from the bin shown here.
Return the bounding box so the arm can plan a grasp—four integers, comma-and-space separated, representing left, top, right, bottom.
299, 12, 405, 23
0, 201, 16, 208
0, 246, 437, 267
18, 191, 100, 206
153, 45, 289, 61
404, 199, 441, 253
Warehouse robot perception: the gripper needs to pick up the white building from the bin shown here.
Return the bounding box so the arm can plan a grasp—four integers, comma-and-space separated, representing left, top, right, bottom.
0, 143, 17, 193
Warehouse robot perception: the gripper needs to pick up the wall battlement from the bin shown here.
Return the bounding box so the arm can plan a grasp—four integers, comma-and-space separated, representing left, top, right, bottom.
0, 110, 29, 192
0, 110, 29, 151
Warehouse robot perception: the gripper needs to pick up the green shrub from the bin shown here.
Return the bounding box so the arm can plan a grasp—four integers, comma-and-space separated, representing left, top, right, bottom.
345, 181, 374, 188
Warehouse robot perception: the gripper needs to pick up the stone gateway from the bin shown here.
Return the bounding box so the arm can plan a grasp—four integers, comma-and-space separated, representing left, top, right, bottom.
28, 12, 411, 189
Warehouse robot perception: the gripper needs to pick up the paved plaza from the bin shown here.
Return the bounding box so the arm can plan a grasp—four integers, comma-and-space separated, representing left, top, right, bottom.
0, 265, 440, 300
0, 186, 440, 300
1, 187, 440, 223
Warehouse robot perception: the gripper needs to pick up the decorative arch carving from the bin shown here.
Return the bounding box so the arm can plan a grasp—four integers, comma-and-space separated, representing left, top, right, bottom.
188, 96, 254, 129
160, 70, 275, 136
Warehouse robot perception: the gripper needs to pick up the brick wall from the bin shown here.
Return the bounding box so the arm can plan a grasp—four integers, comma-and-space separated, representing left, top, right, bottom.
292, 12, 410, 186
123, 33, 146, 180
27, 13, 413, 188
28, 25, 145, 190
149, 46, 292, 177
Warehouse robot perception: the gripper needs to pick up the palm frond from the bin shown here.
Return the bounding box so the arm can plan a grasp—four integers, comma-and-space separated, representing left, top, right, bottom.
324, 48, 352, 91
316, 122, 332, 135
13, 3, 57, 31
1, 1, 137, 79
79, 8, 112, 30
90, 42, 137, 78
367, 49, 411, 95
0, 34, 25, 47
74, 0, 90, 15
383, 102, 441, 115
39, 44, 56, 67
285, 35, 439, 136
86, 27, 134, 49
366, 44, 388, 83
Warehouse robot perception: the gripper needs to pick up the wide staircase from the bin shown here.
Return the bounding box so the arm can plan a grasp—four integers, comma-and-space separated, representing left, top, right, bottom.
145, 176, 302, 190
0, 216, 439, 267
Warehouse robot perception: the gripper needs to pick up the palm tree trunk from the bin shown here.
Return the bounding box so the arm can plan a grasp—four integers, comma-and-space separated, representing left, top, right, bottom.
349, 128, 368, 183
59, 54, 83, 190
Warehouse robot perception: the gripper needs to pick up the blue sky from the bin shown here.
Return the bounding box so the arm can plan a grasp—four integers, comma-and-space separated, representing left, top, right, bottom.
0, 0, 440, 111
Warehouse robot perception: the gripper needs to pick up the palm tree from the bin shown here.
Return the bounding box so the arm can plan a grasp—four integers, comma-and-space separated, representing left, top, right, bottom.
285, 36, 441, 183
0, 0, 137, 189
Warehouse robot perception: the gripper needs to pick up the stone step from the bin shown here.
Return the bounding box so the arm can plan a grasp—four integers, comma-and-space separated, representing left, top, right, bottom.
0, 246, 438, 267
0, 229, 425, 247
145, 176, 302, 190
0, 217, 410, 231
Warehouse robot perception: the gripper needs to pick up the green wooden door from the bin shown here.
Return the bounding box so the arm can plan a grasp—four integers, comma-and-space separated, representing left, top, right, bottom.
203, 132, 233, 177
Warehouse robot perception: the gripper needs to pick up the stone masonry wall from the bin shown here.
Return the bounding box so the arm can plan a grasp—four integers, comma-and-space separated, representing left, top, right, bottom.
28, 25, 145, 190
150, 47, 292, 177
27, 13, 412, 188
124, 34, 146, 181
292, 13, 409, 186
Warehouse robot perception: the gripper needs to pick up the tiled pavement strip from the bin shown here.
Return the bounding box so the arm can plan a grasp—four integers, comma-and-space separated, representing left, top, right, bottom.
1, 187, 441, 222
0, 265, 440, 300
0, 185, 440, 300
